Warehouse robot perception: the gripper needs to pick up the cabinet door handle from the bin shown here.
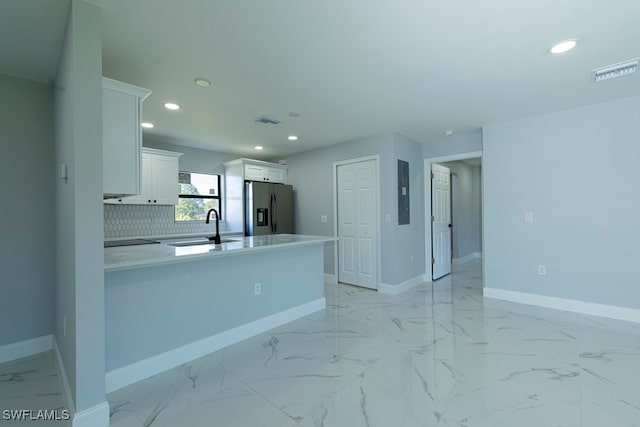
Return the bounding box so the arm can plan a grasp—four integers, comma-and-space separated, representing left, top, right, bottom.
148, 199, 151, 203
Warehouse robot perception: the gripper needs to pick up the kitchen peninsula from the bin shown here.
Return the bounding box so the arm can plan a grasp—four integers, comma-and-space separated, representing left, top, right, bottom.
104, 234, 333, 392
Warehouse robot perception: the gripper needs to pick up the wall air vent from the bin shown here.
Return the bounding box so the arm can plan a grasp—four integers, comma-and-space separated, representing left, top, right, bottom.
592, 59, 638, 83
253, 115, 281, 127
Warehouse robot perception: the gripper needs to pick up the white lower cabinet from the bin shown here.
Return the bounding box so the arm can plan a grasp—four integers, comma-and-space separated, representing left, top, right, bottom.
105, 148, 182, 205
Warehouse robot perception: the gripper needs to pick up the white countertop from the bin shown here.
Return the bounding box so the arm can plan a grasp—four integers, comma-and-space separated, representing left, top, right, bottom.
104, 234, 335, 272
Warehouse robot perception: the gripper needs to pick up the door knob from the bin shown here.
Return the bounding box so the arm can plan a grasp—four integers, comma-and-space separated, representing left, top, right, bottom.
448, 224, 452, 228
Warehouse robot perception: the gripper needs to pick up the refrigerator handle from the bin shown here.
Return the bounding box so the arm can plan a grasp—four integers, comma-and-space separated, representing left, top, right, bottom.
273, 192, 278, 233
270, 193, 275, 233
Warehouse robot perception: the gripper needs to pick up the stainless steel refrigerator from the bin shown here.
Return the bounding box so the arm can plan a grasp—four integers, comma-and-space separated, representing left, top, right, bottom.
245, 181, 293, 235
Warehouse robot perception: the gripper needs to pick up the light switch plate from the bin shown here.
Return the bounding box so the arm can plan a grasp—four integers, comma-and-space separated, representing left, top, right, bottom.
525, 212, 533, 223
320, 215, 328, 224
385, 214, 392, 223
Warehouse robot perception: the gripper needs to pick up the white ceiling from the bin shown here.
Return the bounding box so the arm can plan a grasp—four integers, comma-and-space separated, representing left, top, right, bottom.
3, 1, 640, 159
0, 0, 70, 84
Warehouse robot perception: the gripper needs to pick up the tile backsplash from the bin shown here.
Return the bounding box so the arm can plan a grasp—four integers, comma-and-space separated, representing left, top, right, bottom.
104, 204, 229, 239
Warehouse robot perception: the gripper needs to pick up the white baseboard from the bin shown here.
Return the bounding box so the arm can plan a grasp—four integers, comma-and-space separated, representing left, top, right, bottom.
379, 274, 426, 295
324, 273, 337, 284
484, 288, 640, 324
0, 334, 52, 364
453, 252, 482, 265
72, 402, 109, 427
105, 297, 326, 393
53, 338, 75, 416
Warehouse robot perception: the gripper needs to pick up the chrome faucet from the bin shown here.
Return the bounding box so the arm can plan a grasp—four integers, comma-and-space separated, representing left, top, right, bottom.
205, 208, 221, 244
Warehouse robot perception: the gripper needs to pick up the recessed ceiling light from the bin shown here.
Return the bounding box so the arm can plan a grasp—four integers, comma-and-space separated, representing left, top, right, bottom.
288, 112, 301, 118
550, 39, 577, 54
164, 102, 181, 110
288, 135, 298, 141
194, 78, 211, 87
141, 122, 154, 129
254, 145, 264, 150
444, 130, 454, 137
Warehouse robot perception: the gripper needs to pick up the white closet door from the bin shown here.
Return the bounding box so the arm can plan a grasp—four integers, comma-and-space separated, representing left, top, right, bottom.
338, 159, 377, 289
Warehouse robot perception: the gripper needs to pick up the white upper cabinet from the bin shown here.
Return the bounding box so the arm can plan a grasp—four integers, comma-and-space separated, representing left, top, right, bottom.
265, 166, 286, 183
150, 151, 182, 204
102, 77, 151, 197
105, 148, 182, 205
240, 160, 288, 184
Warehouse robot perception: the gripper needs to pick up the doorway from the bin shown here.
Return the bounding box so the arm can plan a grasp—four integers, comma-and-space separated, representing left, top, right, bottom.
425, 152, 483, 282
334, 156, 380, 290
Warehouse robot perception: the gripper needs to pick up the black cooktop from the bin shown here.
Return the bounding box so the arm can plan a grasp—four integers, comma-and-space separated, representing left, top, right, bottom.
104, 239, 160, 248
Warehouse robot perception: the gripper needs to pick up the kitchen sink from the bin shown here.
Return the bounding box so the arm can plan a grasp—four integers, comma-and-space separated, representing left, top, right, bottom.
168, 239, 239, 247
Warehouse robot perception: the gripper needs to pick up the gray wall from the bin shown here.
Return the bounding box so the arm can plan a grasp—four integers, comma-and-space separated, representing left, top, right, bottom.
0, 74, 55, 346
144, 138, 237, 176
422, 131, 482, 159
483, 96, 640, 309
54, 0, 106, 413
285, 133, 392, 278
439, 160, 482, 259
105, 244, 324, 370
285, 132, 425, 286
391, 133, 426, 284
473, 165, 482, 255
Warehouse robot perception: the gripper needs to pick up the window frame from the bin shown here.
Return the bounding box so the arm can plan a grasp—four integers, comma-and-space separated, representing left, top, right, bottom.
175, 171, 222, 222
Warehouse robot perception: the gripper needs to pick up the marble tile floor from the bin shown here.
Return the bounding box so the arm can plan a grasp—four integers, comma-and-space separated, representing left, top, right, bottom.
0, 350, 70, 426
3, 259, 640, 426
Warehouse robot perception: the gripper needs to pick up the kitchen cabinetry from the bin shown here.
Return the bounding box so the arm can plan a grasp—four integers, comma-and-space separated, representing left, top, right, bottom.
243, 162, 287, 183
102, 77, 151, 197
224, 159, 289, 233
225, 159, 287, 184
105, 148, 182, 205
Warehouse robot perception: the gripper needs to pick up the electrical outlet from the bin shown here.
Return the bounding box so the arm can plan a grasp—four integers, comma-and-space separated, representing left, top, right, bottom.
537, 265, 547, 276
410, 254, 414, 263
254, 282, 261, 295
320, 215, 328, 224
63, 317, 67, 337
525, 212, 534, 223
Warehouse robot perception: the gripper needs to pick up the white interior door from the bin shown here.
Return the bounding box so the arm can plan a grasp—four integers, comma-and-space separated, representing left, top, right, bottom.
432, 164, 452, 280
337, 159, 378, 289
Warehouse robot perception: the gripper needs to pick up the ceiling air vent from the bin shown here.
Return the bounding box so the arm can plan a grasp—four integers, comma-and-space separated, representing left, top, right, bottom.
253, 115, 281, 127
592, 59, 638, 83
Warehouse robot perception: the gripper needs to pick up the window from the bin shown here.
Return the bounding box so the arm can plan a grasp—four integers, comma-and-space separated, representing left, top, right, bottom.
175, 172, 221, 221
